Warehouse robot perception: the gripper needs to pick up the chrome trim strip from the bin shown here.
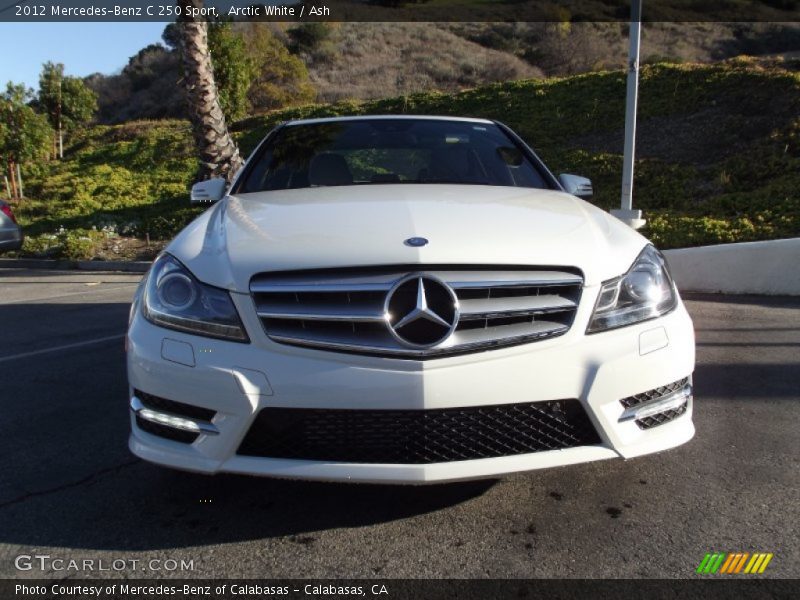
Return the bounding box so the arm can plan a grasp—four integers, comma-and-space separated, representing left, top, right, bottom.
449, 278, 582, 289
450, 321, 568, 346
257, 309, 386, 322
458, 295, 577, 320
251, 282, 393, 293
436, 270, 581, 285
270, 322, 569, 357
619, 384, 692, 422
130, 396, 219, 435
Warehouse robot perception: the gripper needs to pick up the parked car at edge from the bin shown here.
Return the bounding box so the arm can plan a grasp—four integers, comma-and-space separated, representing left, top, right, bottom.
127, 116, 695, 483
0, 200, 23, 252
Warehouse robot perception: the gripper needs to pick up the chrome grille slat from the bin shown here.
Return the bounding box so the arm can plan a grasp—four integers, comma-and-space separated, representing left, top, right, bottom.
251, 271, 398, 293
449, 278, 582, 289
250, 267, 583, 359
459, 295, 577, 320
256, 304, 386, 322
269, 321, 569, 358
251, 282, 393, 293
269, 329, 401, 355
447, 321, 570, 349
429, 270, 582, 288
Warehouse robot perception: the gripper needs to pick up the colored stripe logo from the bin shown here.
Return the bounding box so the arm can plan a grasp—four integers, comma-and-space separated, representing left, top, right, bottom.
697, 552, 773, 574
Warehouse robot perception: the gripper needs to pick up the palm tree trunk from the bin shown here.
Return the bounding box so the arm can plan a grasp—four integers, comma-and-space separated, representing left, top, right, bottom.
177, 0, 243, 182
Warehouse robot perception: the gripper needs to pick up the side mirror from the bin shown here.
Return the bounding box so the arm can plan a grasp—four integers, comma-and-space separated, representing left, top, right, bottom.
190, 178, 227, 204
558, 174, 593, 200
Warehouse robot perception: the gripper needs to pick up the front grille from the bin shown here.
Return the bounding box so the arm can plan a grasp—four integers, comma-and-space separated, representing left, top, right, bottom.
620, 377, 690, 430
237, 400, 601, 464
135, 415, 199, 443
250, 266, 583, 358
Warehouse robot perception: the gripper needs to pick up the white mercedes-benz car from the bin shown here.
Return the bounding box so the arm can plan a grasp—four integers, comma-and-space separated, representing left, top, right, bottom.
127, 115, 695, 483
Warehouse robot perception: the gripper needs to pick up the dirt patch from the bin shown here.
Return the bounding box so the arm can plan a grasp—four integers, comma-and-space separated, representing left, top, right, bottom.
93, 236, 166, 262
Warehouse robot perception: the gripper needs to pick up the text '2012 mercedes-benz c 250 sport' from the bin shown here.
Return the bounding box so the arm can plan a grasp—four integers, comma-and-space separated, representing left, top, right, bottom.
127, 116, 695, 483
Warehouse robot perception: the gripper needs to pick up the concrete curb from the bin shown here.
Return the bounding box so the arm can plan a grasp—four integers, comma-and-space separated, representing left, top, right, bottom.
663, 238, 800, 296
0, 258, 151, 273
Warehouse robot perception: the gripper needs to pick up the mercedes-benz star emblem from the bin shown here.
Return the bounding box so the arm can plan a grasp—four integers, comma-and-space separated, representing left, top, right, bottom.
384, 275, 459, 348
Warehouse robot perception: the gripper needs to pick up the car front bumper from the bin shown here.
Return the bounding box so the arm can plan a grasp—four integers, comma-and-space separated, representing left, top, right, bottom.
127, 290, 695, 484
0, 226, 23, 251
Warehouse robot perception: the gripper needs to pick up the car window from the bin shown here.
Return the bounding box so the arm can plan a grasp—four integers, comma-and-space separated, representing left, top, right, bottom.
238, 119, 549, 193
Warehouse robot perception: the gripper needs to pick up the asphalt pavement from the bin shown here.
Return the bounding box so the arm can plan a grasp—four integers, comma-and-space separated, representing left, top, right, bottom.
0, 268, 797, 579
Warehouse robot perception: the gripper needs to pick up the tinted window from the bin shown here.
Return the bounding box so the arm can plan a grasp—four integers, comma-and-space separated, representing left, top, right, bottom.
238, 119, 549, 193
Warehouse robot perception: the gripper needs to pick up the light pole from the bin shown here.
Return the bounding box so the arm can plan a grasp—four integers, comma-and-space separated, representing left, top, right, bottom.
611, 0, 647, 229
57, 78, 63, 160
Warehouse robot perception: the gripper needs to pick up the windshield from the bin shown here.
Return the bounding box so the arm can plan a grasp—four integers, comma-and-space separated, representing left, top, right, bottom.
237, 119, 550, 193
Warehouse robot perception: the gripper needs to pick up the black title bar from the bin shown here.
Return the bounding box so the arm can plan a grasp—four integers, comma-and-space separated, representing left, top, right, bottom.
2, 0, 800, 23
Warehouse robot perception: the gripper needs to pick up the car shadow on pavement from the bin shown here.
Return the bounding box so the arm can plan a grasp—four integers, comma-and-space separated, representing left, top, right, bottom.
0, 459, 497, 552
693, 362, 800, 399
0, 299, 497, 552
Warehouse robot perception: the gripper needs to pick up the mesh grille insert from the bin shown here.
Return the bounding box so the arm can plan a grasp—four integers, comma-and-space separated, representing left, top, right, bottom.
238, 400, 601, 464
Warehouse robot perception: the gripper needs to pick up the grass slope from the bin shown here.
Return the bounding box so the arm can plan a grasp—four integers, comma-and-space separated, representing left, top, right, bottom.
14, 60, 800, 259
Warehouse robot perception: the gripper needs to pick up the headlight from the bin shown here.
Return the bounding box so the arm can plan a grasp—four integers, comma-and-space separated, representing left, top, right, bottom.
142, 253, 249, 342
587, 245, 677, 333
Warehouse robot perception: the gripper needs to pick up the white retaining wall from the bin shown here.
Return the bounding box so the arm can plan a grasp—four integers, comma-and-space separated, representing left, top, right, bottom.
663, 238, 800, 296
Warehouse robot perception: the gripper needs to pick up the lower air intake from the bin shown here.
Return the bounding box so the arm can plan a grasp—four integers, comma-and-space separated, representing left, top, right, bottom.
238, 400, 601, 464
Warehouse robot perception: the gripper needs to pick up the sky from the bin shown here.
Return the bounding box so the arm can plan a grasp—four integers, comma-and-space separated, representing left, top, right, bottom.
0, 23, 167, 91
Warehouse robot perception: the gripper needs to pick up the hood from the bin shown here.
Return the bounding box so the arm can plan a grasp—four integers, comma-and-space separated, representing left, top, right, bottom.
167, 184, 648, 292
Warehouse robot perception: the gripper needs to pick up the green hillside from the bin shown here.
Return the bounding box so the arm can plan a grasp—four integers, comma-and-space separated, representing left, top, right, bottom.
14, 60, 800, 259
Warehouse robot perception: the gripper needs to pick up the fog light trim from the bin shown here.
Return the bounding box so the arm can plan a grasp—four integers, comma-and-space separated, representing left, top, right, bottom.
131, 396, 219, 435
619, 384, 692, 423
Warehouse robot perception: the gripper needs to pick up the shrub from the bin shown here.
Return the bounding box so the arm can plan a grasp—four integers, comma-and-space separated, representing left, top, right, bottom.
287, 23, 334, 55
233, 25, 314, 112
208, 22, 256, 122
20, 228, 105, 260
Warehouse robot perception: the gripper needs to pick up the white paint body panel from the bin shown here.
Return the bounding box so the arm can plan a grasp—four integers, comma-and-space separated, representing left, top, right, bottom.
169, 185, 646, 293
128, 141, 696, 483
